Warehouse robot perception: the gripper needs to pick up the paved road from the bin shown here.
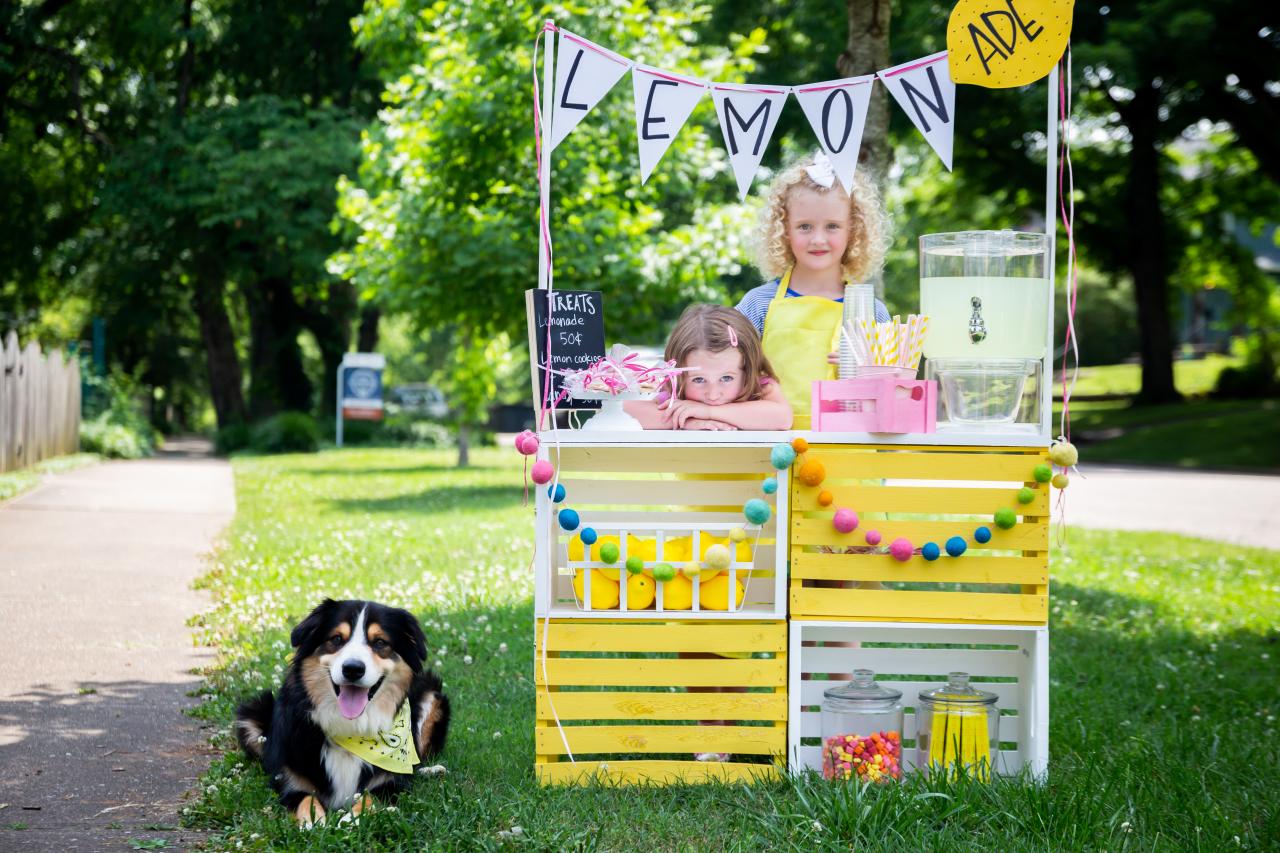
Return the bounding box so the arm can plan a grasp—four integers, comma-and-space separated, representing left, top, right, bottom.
0, 439, 234, 851
1058, 463, 1280, 550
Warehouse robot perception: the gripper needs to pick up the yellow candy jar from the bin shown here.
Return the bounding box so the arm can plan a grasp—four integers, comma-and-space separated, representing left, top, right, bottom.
915, 671, 999, 780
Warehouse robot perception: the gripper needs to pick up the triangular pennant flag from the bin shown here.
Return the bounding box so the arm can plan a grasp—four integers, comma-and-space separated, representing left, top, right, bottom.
793, 75, 875, 195
631, 65, 707, 184
710, 84, 789, 200
549, 29, 631, 152
877, 51, 956, 171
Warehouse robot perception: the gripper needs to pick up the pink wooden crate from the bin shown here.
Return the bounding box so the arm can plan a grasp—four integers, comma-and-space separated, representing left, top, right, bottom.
810, 378, 937, 433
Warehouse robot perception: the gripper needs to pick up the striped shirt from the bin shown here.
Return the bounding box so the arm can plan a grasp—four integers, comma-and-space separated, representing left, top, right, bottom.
734, 280, 892, 336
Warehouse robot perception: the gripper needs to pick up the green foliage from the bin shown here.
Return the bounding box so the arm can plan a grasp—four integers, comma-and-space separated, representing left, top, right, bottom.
249, 412, 320, 454
79, 370, 157, 459
214, 423, 254, 456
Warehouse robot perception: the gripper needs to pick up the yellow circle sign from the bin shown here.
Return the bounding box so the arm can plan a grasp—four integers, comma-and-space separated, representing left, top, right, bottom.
947, 0, 1074, 88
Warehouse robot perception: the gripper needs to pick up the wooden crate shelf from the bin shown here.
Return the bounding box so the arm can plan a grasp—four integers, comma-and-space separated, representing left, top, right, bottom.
789, 445, 1050, 625
788, 621, 1048, 778
535, 619, 788, 785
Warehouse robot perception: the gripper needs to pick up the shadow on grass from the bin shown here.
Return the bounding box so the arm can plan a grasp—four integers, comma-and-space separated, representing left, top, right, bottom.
326, 482, 522, 514
286, 462, 509, 477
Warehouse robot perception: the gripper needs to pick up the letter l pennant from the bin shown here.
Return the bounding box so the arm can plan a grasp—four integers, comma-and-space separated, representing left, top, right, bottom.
549, 29, 631, 152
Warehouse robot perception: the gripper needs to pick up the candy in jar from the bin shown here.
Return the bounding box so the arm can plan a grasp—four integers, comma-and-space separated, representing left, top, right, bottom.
820, 668, 904, 782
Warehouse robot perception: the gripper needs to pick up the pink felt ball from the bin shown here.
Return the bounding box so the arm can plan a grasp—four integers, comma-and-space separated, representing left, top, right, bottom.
832, 508, 859, 534
864, 530, 882, 546
530, 460, 555, 484
514, 430, 540, 456
889, 537, 914, 562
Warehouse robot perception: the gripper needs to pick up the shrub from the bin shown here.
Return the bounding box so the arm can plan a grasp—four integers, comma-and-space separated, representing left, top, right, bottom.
214, 422, 253, 455
80, 416, 152, 459
1213, 362, 1279, 399
78, 370, 156, 459
250, 412, 320, 454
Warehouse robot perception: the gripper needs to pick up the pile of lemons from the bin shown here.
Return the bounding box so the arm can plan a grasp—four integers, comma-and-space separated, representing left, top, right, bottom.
569, 532, 751, 611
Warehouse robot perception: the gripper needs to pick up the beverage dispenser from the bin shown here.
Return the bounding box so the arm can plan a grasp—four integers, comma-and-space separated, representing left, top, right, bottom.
919, 231, 1049, 430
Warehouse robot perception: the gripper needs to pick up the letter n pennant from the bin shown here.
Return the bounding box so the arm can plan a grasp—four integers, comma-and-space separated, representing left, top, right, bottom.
877, 51, 957, 171
549, 29, 631, 152
631, 65, 707, 184
711, 84, 789, 200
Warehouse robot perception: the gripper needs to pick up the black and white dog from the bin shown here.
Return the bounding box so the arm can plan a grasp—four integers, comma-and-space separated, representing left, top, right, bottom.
236, 599, 450, 824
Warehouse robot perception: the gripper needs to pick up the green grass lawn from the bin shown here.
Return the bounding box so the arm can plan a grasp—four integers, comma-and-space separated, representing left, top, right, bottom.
183, 448, 1280, 851
1065, 354, 1241, 398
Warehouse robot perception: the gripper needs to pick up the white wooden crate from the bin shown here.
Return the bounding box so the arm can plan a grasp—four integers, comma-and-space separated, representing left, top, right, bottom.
788, 621, 1048, 778
534, 446, 787, 620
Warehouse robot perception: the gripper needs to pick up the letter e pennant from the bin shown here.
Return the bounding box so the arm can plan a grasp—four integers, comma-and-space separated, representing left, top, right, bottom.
711, 84, 789, 200
877, 51, 957, 171
793, 75, 874, 195
549, 29, 631, 152
632, 65, 707, 184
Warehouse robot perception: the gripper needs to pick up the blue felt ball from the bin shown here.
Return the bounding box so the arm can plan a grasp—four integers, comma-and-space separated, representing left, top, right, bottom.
945, 536, 967, 557
922, 542, 941, 561
548, 483, 566, 503
770, 442, 797, 469
761, 477, 778, 495
743, 498, 772, 526
974, 526, 992, 544
558, 508, 580, 531
580, 527, 598, 545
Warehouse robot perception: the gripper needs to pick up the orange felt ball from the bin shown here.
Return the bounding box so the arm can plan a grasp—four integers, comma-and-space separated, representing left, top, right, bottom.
817, 490, 834, 507
791, 437, 809, 454
797, 459, 826, 487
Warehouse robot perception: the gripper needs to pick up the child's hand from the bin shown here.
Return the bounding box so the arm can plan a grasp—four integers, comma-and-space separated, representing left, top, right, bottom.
665, 399, 712, 429
683, 418, 738, 431
827, 351, 840, 364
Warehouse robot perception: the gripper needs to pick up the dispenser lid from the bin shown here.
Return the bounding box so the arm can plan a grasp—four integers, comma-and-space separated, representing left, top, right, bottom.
917, 671, 998, 706
823, 668, 903, 704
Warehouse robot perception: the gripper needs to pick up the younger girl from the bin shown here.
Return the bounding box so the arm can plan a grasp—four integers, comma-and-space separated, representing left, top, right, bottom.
735, 151, 891, 428
626, 304, 793, 431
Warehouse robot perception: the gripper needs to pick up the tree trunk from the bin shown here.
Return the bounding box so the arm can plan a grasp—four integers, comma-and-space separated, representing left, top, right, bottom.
838, 0, 893, 185
247, 276, 313, 418
300, 283, 357, 416
357, 304, 380, 353
1123, 84, 1180, 405
191, 269, 246, 426
456, 420, 470, 468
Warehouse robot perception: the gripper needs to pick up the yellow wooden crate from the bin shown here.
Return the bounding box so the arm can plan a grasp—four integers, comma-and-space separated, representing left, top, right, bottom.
534, 619, 788, 785
789, 445, 1049, 625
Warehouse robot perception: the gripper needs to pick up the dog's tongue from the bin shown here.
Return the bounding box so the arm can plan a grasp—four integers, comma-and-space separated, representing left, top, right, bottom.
337, 685, 370, 719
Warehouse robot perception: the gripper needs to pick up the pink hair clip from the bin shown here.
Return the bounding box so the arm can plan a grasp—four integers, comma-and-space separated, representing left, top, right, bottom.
727, 325, 738, 348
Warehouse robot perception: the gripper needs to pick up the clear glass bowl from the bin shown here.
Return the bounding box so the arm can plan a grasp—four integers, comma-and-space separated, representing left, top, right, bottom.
933, 358, 1034, 424
820, 669, 904, 783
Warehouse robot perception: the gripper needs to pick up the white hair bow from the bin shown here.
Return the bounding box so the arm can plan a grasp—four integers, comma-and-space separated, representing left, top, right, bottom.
805, 151, 836, 188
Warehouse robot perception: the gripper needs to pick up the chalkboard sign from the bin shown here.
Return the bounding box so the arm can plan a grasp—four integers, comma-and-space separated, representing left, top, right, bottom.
526, 289, 605, 411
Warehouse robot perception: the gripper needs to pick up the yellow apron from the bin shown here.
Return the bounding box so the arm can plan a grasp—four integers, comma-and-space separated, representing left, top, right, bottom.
760, 269, 844, 429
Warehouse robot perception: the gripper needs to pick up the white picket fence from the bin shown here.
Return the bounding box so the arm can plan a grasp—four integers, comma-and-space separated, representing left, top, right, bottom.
0, 330, 82, 474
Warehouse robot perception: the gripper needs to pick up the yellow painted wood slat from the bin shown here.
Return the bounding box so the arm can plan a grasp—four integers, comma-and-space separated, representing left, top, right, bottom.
535, 690, 787, 721
536, 621, 787, 653
791, 483, 1050, 515
792, 517, 1048, 549
535, 657, 786, 688
791, 587, 1048, 624
558, 478, 766, 507
536, 760, 781, 786
791, 552, 1048, 585
803, 448, 1047, 482
535, 724, 784, 755
557, 446, 771, 473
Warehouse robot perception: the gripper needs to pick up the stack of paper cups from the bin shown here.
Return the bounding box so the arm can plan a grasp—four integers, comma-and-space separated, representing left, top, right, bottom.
838, 284, 877, 411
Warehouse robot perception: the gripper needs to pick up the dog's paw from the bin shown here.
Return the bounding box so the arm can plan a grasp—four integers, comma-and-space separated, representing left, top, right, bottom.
417, 763, 447, 776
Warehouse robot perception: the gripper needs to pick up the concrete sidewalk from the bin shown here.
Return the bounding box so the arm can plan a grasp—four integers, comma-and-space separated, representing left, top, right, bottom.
1067, 463, 1280, 550
0, 441, 234, 850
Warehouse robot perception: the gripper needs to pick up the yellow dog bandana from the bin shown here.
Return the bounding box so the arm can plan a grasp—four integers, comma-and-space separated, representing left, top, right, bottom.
332, 699, 420, 774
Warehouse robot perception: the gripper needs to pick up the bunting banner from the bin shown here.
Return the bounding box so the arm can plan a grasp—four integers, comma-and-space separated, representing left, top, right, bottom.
793, 75, 875, 195
549, 29, 631, 152
632, 65, 707, 184
710, 83, 789, 201
877, 51, 957, 171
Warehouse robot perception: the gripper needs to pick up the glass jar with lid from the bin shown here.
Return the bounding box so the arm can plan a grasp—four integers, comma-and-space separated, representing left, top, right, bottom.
916, 671, 999, 780
820, 668, 904, 782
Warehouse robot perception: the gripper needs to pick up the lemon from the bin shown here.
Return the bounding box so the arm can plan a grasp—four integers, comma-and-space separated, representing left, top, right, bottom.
947, 0, 1074, 89
658, 573, 694, 610
698, 573, 745, 611
665, 536, 693, 562
573, 569, 619, 609
625, 573, 656, 610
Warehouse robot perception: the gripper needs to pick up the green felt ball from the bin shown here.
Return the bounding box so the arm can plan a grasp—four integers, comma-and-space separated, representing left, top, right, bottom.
743, 498, 772, 526
625, 556, 645, 575
651, 562, 677, 582
599, 542, 620, 564
1017, 486, 1036, 504
1032, 464, 1053, 483
994, 507, 1018, 530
